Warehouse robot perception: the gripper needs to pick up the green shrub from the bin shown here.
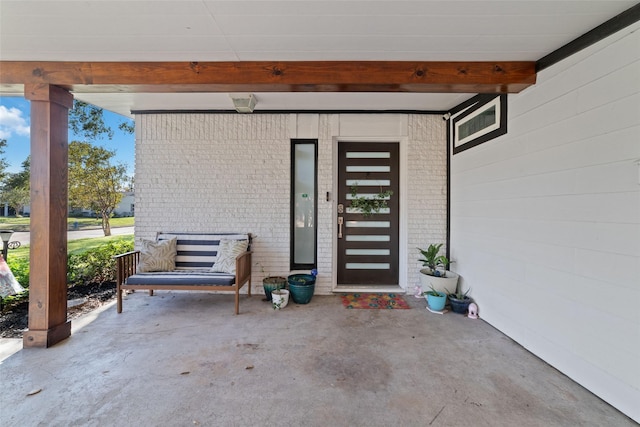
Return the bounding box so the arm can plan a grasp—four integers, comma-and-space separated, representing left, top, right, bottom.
1, 238, 133, 309
4, 239, 134, 291
7, 257, 30, 288
67, 239, 134, 286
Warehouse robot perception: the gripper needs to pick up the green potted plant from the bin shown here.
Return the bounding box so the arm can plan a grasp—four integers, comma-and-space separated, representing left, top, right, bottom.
287, 270, 317, 304
418, 244, 459, 294
349, 184, 393, 217
271, 288, 290, 310
424, 284, 447, 312
448, 288, 472, 314
256, 262, 287, 302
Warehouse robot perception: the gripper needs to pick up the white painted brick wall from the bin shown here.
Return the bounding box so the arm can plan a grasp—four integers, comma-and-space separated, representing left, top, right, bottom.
407, 114, 448, 287
450, 22, 640, 422
136, 113, 447, 296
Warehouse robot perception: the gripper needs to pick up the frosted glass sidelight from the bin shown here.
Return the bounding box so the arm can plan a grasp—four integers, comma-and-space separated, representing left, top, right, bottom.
292, 141, 316, 267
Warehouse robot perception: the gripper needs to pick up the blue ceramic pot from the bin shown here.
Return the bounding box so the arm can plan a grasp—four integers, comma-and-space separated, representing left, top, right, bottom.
426, 291, 447, 311
449, 296, 472, 314
287, 274, 316, 304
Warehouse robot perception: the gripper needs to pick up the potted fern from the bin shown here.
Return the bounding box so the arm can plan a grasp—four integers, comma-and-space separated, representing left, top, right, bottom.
418, 244, 459, 295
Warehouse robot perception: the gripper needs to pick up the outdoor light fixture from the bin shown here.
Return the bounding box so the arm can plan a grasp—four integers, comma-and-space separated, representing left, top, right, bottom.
230, 93, 257, 113
0, 229, 14, 261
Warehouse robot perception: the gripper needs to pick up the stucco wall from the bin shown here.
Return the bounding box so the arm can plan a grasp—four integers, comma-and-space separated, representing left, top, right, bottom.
135, 113, 446, 295
450, 23, 640, 421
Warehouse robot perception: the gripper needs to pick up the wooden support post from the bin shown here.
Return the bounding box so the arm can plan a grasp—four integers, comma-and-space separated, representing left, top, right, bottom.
23, 84, 73, 348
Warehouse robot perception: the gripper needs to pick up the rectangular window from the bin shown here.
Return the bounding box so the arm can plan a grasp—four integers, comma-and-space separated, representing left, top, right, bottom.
452, 94, 507, 154
291, 139, 317, 269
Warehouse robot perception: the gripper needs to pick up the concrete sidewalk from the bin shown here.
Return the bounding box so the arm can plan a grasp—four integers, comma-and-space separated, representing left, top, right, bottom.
10, 226, 134, 247
0, 292, 634, 426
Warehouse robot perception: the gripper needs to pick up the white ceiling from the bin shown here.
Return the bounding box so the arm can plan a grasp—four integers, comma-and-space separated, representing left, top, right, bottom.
0, 0, 636, 116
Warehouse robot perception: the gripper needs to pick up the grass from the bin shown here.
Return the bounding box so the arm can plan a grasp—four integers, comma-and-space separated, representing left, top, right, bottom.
0, 216, 134, 232
8, 234, 135, 262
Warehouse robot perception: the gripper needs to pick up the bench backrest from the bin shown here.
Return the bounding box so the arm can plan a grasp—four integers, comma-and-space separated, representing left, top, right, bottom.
157, 232, 250, 271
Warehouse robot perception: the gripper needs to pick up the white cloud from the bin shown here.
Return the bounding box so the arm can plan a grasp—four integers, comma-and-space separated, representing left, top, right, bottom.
0, 105, 30, 139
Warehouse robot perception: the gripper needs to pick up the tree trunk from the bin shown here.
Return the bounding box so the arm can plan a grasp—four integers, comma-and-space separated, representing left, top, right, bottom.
101, 212, 111, 236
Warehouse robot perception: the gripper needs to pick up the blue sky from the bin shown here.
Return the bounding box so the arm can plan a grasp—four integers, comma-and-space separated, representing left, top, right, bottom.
0, 96, 135, 176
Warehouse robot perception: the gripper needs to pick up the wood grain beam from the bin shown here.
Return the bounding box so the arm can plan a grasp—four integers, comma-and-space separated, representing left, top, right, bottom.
0, 61, 536, 94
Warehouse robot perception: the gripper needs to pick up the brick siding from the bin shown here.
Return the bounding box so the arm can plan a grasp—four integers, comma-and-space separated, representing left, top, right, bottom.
136, 113, 447, 294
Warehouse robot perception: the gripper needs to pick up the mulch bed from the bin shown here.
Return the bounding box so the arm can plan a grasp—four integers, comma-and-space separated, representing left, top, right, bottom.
0, 282, 117, 338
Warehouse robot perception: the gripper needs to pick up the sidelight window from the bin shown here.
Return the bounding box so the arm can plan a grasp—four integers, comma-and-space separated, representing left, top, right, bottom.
290, 139, 317, 269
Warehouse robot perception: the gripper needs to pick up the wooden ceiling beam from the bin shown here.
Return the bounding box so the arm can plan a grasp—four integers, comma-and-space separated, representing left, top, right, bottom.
0, 61, 536, 94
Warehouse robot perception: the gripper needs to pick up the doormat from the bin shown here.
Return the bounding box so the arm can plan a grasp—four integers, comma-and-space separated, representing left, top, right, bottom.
341, 293, 410, 309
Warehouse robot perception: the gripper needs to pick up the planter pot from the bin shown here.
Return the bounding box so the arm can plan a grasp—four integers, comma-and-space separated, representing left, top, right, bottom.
287, 274, 316, 304
419, 269, 459, 295
425, 291, 447, 311
448, 296, 472, 314
262, 276, 287, 301
271, 289, 290, 310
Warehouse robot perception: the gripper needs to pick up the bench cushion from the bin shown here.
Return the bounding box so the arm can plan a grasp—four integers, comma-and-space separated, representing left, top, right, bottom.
125, 271, 236, 287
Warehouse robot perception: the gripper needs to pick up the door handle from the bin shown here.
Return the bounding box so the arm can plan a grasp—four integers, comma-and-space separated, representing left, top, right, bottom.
338, 216, 344, 238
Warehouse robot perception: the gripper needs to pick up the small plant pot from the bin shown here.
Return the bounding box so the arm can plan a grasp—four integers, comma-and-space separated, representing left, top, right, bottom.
448, 296, 472, 314
287, 274, 316, 304
425, 291, 447, 311
271, 289, 290, 310
262, 276, 287, 301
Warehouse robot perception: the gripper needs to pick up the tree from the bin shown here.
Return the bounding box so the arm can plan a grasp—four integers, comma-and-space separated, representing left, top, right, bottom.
0, 139, 9, 184
69, 100, 134, 140
68, 141, 127, 236
69, 100, 114, 140
1, 157, 30, 216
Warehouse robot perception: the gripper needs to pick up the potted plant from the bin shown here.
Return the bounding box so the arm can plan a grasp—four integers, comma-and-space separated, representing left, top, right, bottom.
263, 276, 287, 301
287, 270, 317, 304
349, 184, 393, 217
271, 288, 290, 310
256, 262, 287, 301
418, 244, 459, 294
424, 285, 447, 312
448, 288, 472, 314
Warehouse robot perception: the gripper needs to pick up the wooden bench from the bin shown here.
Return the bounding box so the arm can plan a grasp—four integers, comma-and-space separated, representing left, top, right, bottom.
114, 232, 252, 315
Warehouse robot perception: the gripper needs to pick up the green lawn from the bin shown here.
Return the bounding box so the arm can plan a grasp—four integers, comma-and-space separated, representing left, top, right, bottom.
8, 234, 135, 262
0, 216, 134, 232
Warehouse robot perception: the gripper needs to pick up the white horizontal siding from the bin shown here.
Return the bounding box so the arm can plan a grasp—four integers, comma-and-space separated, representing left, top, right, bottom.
451, 22, 640, 422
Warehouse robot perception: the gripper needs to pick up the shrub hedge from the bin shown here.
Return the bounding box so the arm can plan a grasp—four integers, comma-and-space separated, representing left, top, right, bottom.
2, 239, 134, 307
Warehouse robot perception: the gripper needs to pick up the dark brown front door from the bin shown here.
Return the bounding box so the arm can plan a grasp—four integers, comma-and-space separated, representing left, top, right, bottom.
337, 141, 399, 286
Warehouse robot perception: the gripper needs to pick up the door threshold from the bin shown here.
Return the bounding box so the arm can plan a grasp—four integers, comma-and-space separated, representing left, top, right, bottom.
333, 285, 405, 294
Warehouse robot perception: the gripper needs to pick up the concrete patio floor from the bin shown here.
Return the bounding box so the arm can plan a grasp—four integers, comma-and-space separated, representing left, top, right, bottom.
0, 291, 634, 427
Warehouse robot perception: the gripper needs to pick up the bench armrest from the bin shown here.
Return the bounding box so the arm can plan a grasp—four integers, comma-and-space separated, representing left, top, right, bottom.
236, 250, 253, 291
114, 250, 140, 287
